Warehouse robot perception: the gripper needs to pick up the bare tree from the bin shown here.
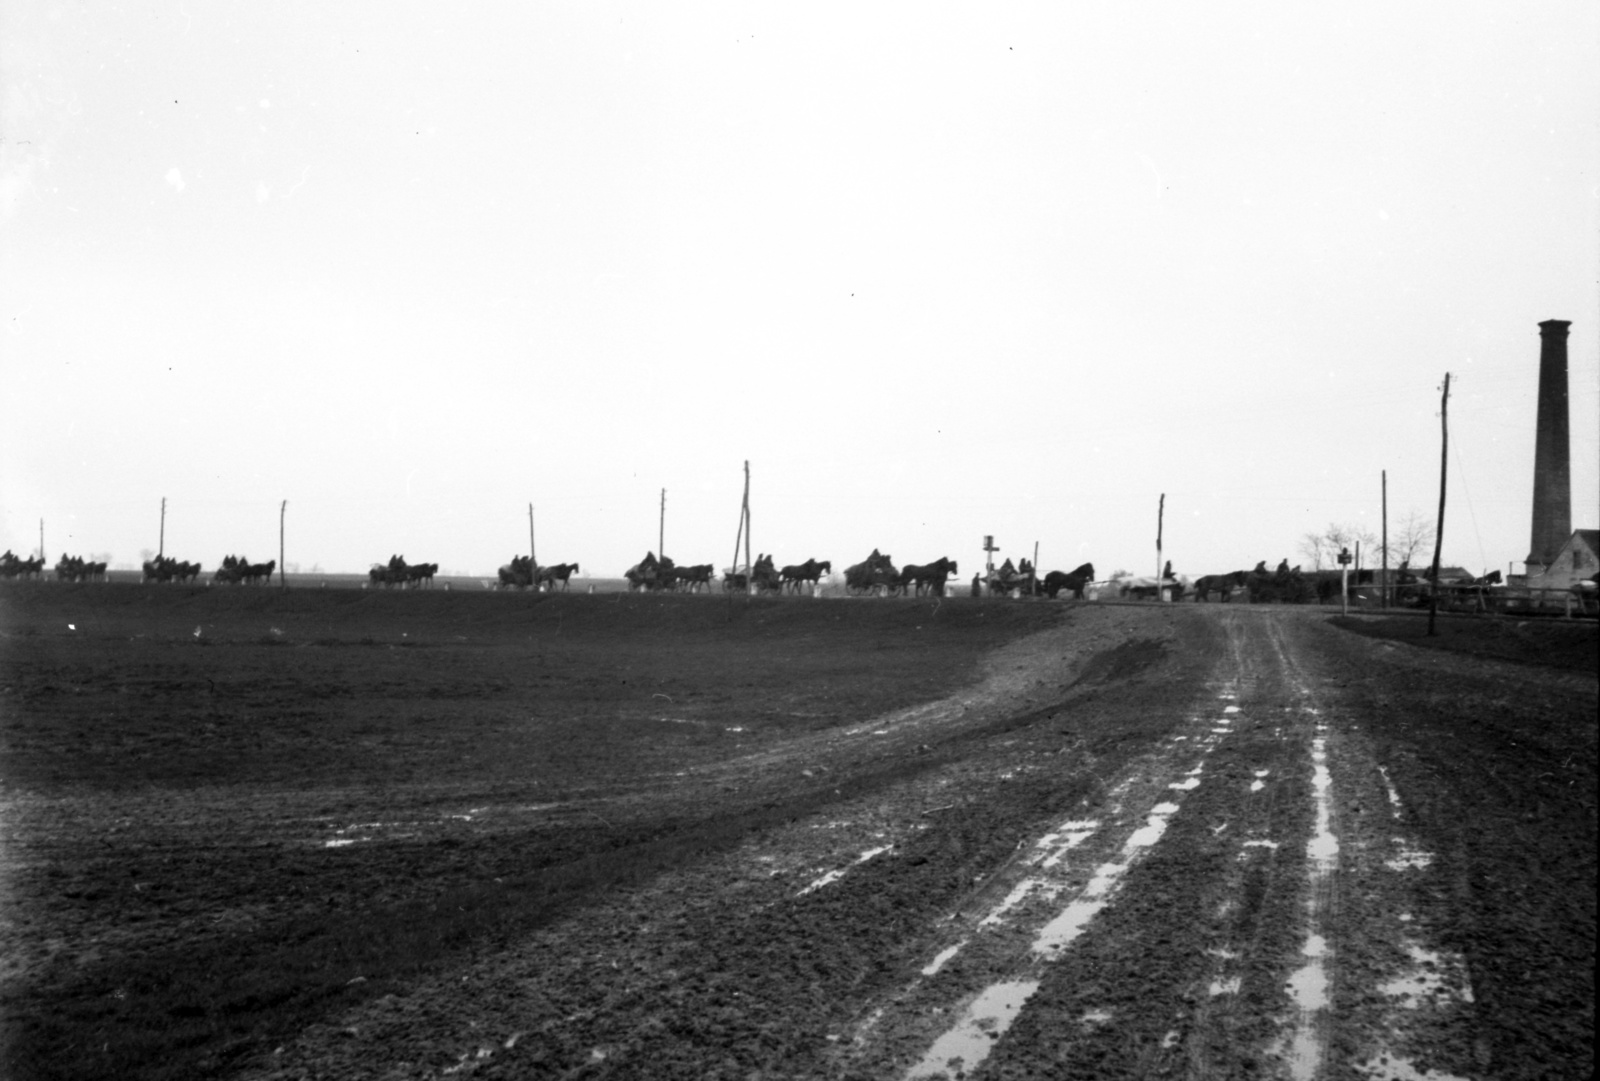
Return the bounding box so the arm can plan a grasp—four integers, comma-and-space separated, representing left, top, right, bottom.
1301, 523, 1378, 570
1385, 509, 1435, 568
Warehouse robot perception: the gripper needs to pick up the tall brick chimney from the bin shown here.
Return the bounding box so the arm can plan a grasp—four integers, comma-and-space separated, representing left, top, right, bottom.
1526, 319, 1572, 572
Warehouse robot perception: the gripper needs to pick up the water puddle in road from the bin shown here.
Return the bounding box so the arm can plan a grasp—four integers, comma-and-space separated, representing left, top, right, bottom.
904, 980, 1039, 1080
1224, 705, 1241, 714
920, 941, 967, 976
797, 845, 893, 896
905, 788, 1194, 1078
1354, 1057, 1472, 1081
1380, 942, 1470, 1007
1034, 802, 1180, 955
1377, 765, 1405, 819
1357, 934, 1476, 1081
1283, 725, 1340, 1081
1384, 843, 1434, 871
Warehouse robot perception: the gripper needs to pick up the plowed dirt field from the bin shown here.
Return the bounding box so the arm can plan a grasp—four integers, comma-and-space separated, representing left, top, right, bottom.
1, 585, 1594, 1081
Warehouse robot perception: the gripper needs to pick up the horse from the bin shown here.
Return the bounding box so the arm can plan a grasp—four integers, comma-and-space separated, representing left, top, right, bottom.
901, 557, 959, 597
406, 562, 439, 588
242, 559, 276, 585
780, 559, 825, 593
779, 560, 810, 593
537, 562, 579, 591
674, 564, 714, 592
1193, 571, 1249, 602
1041, 563, 1095, 600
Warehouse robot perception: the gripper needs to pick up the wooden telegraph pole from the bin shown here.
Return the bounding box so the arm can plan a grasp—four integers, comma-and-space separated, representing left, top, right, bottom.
279, 500, 287, 588
528, 504, 537, 591
1155, 493, 1166, 602
159, 497, 166, 559
1381, 470, 1389, 609
1427, 374, 1451, 636
39, 519, 44, 562
728, 462, 752, 597
659, 488, 666, 561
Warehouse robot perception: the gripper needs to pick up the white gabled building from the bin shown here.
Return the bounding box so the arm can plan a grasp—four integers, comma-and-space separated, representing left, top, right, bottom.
1526, 529, 1599, 591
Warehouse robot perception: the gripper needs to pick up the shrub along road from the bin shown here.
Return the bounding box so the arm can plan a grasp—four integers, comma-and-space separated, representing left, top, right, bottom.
1, 587, 1593, 1080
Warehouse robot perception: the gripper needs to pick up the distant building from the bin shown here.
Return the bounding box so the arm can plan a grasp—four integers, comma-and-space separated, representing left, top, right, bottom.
1526, 529, 1599, 592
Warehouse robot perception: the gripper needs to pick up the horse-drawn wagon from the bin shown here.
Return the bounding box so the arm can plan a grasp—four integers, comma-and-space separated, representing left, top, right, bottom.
844, 550, 899, 596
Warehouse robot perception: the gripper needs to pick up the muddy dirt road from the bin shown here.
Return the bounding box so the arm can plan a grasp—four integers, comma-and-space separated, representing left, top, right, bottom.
226, 604, 1593, 1081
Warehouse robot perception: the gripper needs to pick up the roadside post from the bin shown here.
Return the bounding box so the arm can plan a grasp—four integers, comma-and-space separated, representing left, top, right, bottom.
982, 535, 999, 594
1337, 546, 1352, 616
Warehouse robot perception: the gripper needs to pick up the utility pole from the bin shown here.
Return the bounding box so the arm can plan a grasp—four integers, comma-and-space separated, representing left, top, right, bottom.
1155, 493, 1166, 602
659, 488, 666, 561
159, 497, 166, 559
729, 462, 752, 597
279, 500, 287, 588
39, 519, 44, 562
528, 504, 537, 591
1428, 374, 1451, 636
1381, 470, 1389, 609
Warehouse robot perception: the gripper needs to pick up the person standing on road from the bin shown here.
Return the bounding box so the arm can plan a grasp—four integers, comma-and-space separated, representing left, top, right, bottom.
971, 573, 981, 597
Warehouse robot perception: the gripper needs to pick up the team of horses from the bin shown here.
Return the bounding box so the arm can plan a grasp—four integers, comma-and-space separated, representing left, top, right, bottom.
496, 557, 583, 591
979, 559, 1096, 600
0, 551, 46, 579
368, 555, 440, 589
55, 555, 108, 582
212, 555, 277, 585
142, 556, 203, 583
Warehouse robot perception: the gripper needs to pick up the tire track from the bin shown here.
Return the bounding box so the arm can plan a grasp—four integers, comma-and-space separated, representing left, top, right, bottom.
831, 609, 1270, 1079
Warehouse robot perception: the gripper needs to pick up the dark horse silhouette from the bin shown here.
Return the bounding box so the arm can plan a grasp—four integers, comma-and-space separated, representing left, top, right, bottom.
1193, 570, 1249, 602
900, 557, 960, 597
780, 558, 832, 593
1041, 562, 1095, 599
537, 562, 580, 591
675, 564, 714, 592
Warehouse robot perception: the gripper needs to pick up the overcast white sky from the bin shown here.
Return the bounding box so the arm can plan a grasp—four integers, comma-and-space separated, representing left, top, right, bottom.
3, 2, 1597, 580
